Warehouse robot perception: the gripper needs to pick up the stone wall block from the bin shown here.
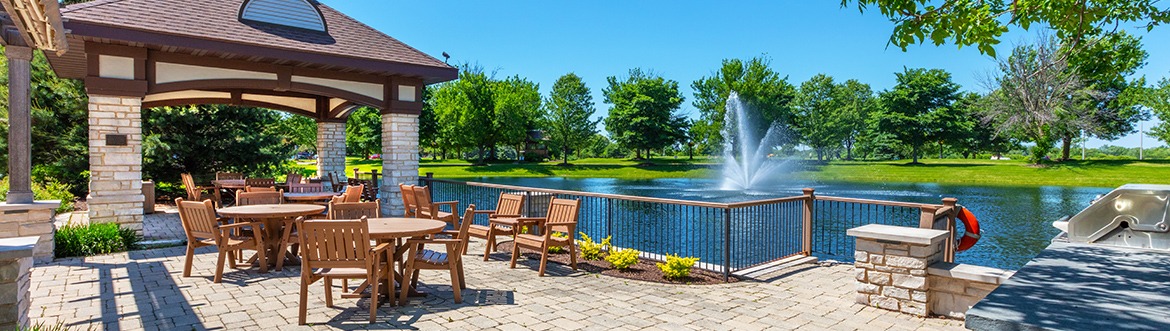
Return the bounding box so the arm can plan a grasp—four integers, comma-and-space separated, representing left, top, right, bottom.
892, 274, 927, 291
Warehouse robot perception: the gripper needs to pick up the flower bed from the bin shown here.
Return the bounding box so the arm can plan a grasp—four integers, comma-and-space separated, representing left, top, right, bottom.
491, 243, 737, 285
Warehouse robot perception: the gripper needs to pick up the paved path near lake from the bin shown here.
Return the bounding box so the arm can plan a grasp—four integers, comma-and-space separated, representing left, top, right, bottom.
30, 211, 966, 330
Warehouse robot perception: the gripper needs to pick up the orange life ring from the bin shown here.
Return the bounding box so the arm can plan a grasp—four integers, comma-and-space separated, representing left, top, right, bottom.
956, 207, 981, 251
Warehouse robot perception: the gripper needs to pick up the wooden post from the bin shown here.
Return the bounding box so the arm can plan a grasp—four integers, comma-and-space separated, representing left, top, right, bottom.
919, 206, 938, 229
801, 188, 815, 256
942, 198, 958, 263
6, 46, 33, 204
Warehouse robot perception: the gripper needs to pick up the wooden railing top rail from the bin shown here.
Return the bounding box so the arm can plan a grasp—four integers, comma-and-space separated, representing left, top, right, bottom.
815, 195, 945, 210
425, 178, 948, 211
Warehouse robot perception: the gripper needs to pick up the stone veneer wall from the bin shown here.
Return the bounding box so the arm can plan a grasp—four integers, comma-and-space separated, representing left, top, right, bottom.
0, 203, 59, 263
848, 224, 1012, 319
378, 113, 418, 216
927, 263, 1013, 319
853, 234, 944, 316
0, 237, 37, 330
87, 94, 144, 233
316, 121, 347, 184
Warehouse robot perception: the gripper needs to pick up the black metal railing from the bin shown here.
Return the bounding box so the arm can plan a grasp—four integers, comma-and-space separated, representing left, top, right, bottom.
419, 175, 957, 281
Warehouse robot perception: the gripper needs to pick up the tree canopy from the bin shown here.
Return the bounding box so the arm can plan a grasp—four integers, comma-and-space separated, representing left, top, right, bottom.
544, 73, 599, 165
876, 68, 960, 163
691, 57, 796, 154
604, 69, 687, 159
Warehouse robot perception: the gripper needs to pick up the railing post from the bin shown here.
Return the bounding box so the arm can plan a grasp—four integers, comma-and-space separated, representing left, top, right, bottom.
942, 197, 958, 263
606, 198, 613, 240
802, 188, 815, 256
919, 206, 938, 229
424, 172, 434, 202
723, 208, 731, 282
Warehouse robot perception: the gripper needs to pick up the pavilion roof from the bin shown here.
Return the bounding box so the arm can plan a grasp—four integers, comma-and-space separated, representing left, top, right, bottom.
48, 0, 455, 83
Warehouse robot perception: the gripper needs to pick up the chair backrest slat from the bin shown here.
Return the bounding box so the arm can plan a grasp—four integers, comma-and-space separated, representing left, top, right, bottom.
341, 184, 364, 203
298, 217, 371, 269
544, 198, 580, 233
236, 190, 283, 206
181, 173, 200, 200
399, 184, 416, 216
289, 182, 326, 193
176, 198, 220, 242
245, 186, 277, 192
328, 199, 381, 220
245, 178, 276, 189
287, 172, 303, 185
412, 185, 434, 217
497, 193, 524, 216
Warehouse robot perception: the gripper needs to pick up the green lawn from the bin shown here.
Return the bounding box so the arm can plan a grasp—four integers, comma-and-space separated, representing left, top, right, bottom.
293, 157, 1170, 188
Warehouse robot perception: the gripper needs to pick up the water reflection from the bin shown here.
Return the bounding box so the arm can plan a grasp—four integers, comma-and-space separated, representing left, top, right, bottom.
465, 177, 1109, 270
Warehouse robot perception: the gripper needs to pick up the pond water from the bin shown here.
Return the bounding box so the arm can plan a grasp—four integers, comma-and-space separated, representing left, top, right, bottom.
458, 176, 1110, 270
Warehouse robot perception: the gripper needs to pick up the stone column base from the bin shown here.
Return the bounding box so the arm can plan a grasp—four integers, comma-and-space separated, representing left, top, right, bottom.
0, 236, 37, 330
87, 195, 144, 234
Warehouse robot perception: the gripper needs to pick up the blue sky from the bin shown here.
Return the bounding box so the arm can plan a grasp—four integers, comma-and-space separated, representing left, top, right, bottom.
327, 0, 1170, 148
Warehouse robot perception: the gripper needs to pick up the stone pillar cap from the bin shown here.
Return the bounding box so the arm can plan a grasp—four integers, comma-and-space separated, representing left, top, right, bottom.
846, 224, 948, 246
0, 236, 38, 260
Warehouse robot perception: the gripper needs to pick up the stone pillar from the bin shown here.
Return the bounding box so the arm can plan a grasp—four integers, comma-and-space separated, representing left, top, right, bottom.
0, 237, 37, 330
316, 121, 347, 183
847, 224, 947, 317
378, 113, 418, 216
5, 46, 33, 204
87, 95, 144, 233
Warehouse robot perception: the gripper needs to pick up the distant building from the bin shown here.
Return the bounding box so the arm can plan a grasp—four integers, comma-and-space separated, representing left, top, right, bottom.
522, 130, 550, 161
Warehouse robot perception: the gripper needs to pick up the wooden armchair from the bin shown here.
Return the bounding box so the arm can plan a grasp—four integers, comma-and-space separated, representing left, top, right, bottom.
289, 182, 326, 193
181, 173, 215, 205
400, 205, 476, 305
327, 173, 344, 192
341, 184, 364, 203
296, 217, 392, 324
235, 189, 283, 206
287, 172, 304, 185
328, 199, 382, 220
399, 184, 417, 217
216, 172, 244, 180
175, 198, 266, 283
475, 193, 525, 258
411, 185, 458, 225
510, 198, 581, 276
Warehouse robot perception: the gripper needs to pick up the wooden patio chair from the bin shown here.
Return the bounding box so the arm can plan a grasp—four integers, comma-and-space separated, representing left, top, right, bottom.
244, 186, 277, 192
289, 182, 326, 193
296, 217, 392, 324
411, 185, 458, 226
245, 178, 276, 190
287, 172, 304, 185
328, 173, 344, 192
175, 198, 266, 283
475, 193, 525, 258
399, 184, 417, 217
400, 205, 476, 305
328, 199, 382, 220
510, 198, 580, 276
235, 189, 283, 206
181, 173, 214, 204
341, 184, 364, 203
216, 172, 244, 180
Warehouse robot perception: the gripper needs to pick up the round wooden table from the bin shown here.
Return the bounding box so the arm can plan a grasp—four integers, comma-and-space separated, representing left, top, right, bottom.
283, 192, 338, 203
343, 218, 447, 299
218, 204, 326, 269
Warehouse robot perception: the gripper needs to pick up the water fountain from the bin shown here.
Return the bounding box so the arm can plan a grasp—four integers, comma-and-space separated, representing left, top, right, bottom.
720, 92, 789, 190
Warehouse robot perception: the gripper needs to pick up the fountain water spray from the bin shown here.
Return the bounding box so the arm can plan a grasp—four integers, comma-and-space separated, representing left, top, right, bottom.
720, 92, 789, 190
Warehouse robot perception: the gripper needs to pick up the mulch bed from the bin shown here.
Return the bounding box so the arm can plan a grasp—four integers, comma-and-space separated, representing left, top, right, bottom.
489, 242, 738, 285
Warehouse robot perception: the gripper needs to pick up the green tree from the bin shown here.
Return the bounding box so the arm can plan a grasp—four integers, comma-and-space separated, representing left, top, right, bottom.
493, 76, 542, 161
836, 79, 876, 160
875, 68, 960, 163
603, 69, 687, 159
691, 57, 797, 152
1057, 32, 1151, 160
842, 0, 1169, 58
143, 105, 296, 184
1144, 78, 1170, 144
544, 73, 599, 165
419, 86, 439, 159
270, 113, 316, 154
793, 74, 847, 160
345, 107, 381, 158
431, 66, 496, 164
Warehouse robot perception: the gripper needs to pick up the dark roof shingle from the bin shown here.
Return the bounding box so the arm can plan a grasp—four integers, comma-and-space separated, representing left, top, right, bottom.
61, 0, 453, 79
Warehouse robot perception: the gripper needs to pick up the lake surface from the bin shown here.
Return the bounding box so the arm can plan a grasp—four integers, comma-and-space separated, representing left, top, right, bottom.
454, 177, 1111, 270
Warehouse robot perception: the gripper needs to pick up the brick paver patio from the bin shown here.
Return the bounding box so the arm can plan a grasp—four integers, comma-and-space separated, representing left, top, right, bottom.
30, 211, 966, 330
